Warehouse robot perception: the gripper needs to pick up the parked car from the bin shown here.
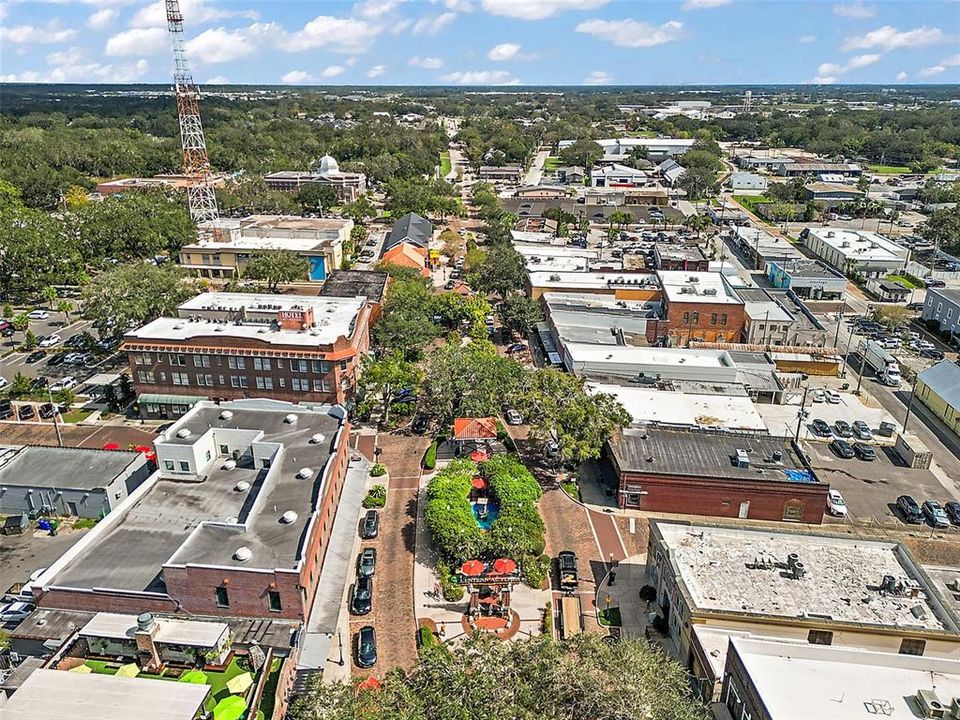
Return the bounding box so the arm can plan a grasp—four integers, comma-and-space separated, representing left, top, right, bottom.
358, 548, 377, 579
26, 310, 48, 320
923, 500, 951, 529
834, 420, 853, 438
38, 402, 56, 420
0, 601, 35, 623
360, 509, 379, 539
853, 442, 876, 461
355, 625, 377, 668
0, 399, 12, 420
505, 409, 523, 425
921, 348, 945, 360
852, 420, 873, 440
825, 390, 841, 404
38, 334, 61, 348
826, 488, 848, 517
946, 501, 960, 526
46, 352, 67, 367
897, 495, 924, 524
0, 377, 8, 390
444, 279, 456, 290
411, 415, 429, 434
17, 405, 35, 421
30, 376, 48, 391
811, 389, 825, 403
558, 550, 579, 590
24, 350, 46, 364
49, 376, 77, 392
812, 419, 832, 437
350, 576, 373, 615
830, 438, 855, 458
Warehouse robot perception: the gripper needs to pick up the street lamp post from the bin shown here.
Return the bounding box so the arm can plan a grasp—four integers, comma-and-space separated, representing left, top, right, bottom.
794, 385, 810, 442
337, 630, 344, 667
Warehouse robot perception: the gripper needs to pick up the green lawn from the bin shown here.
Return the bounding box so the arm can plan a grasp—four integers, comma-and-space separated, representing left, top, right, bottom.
598, 607, 622, 627
866, 163, 911, 175
61, 409, 95, 424
439, 151, 452, 177
543, 156, 561, 171
886, 274, 923, 290
559, 480, 580, 501
732, 195, 772, 214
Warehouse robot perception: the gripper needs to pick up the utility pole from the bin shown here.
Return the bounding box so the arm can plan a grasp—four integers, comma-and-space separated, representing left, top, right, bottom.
48, 387, 63, 448
795, 385, 810, 442
903, 382, 918, 434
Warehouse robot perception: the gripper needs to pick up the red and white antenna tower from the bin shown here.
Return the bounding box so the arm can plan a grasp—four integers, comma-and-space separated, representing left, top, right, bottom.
165, 0, 221, 236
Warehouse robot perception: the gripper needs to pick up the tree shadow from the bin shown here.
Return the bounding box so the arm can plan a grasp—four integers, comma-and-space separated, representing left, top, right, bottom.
402, 495, 419, 553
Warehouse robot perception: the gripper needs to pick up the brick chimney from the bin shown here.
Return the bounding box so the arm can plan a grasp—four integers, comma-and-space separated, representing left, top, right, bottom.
134, 612, 162, 673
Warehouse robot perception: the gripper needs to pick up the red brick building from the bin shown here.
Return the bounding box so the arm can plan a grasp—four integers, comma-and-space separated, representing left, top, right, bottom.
607, 427, 826, 523
123, 292, 372, 419
34, 400, 354, 621
654, 270, 746, 347
653, 243, 709, 272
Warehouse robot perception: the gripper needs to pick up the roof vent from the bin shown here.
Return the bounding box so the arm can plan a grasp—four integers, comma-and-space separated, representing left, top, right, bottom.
235, 480, 250, 492
309, 433, 326, 444
234, 546, 252, 562
298, 467, 313, 479
136, 612, 156, 632
223, 459, 237, 471
734, 449, 750, 468
284, 413, 298, 424
176, 428, 191, 439
173, 323, 185, 330
281, 510, 299, 524
219, 410, 234, 420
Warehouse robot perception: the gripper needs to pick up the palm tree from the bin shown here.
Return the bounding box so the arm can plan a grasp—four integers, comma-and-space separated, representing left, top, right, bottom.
41, 286, 57, 309
11, 313, 29, 345
57, 300, 73, 323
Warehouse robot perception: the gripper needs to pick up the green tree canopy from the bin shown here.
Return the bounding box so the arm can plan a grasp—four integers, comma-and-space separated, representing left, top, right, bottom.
290, 632, 706, 720
918, 206, 960, 253
468, 244, 526, 298
296, 183, 339, 212
358, 350, 422, 427
244, 250, 310, 291
497, 294, 543, 336
372, 267, 439, 358
559, 139, 604, 169
677, 166, 718, 202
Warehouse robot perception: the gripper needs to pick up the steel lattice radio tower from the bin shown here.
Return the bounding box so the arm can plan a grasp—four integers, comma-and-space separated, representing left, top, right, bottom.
165, 0, 221, 235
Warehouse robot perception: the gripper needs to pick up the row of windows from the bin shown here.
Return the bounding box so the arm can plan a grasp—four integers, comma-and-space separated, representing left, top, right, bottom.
215, 585, 282, 612
680, 312, 728, 326
806, 629, 925, 655
133, 353, 336, 374
137, 370, 332, 393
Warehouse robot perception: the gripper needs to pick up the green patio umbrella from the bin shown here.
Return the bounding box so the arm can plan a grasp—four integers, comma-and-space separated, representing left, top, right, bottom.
115, 663, 140, 678
213, 695, 247, 720
70, 664, 93, 673
226, 671, 254, 695
178, 670, 208, 684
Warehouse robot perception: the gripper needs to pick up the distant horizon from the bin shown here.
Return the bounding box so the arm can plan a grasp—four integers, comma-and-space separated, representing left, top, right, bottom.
2, 82, 958, 89
2, 1, 958, 86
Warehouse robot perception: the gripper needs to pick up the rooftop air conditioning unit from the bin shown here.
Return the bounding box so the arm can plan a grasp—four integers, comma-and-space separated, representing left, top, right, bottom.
688, 276, 699, 283
917, 689, 946, 719
734, 449, 750, 468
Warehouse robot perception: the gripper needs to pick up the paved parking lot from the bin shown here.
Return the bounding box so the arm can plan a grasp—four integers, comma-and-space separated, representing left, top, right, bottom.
0, 524, 90, 598
757, 390, 898, 441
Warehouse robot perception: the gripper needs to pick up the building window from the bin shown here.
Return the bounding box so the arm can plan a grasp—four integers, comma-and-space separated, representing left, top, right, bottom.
682, 312, 690, 323
164, 460, 175, 471
268, 590, 282, 612
171, 372, 189, 386
807, 630, 833, 645
292, 359, 308, 373
949, 309, 954, 320
691, 312, 699, 324
313, 379, 331, 392
721, 314, 728, 326
292, 378, 308, 392
228, 357, 246, 370
197, 374, 214, 386
710, 313, 717, 326
137, 371, 155, 384
179, 461, 190, 472
255, 377, 274, 390
215, 586, 229, 608
169, 354, 186, 366
312, 360, 331, 373
253, 357, 272, 371
193, 355, 211, 368
900, 638, 926, 656
279, 378, 286, 388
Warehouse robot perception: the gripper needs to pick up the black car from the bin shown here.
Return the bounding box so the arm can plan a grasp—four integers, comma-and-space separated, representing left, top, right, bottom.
26, 350, 47, 364
358, 547, 377, 578
351, 576, 373, 615
812, 419, 832, 437
830, 438, 855, 459
853, 442, 876, 461
38, 402, 56, 420
921, 348, 945, 360
897, 494, 924, 524
833, 420, 853, 438
17, 404, 35, 421
946, 501, 960, 526
30, 376, 48, 391
356, 625, 377, 668
360, 509, 379, 539
0, 399, 12, 420
411, 415, 429, 434
46, 352, 66, 367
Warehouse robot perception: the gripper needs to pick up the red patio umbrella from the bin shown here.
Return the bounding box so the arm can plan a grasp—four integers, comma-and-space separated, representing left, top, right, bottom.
493, 558, 517, 575
470, 450, 489, 462
460, 560, 485, 577
471, 476, 488, 490
135, 445, 157, 461
356, 676, 381, 691
102, 442, 121, 451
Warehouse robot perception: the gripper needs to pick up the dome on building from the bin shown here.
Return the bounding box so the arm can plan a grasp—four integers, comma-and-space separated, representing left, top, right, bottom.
317, 154, 340, 176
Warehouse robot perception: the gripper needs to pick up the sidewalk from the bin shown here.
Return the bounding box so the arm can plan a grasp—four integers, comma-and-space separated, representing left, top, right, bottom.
595, 554, 651, 640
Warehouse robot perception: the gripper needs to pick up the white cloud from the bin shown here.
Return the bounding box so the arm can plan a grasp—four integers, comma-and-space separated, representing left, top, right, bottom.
185, 25, 267, 64
280, 70, 311, 84
919, 65, 945, 77
354, 0, 403, 19
409, 55, 444, 69
46, 46, 84, 66
575, 19, 685, 48
412, 12, 456, 35
3, 54, 149, 83
584, 70, 613, 85
896, 70, 908, 80
205, 75, 229, 84
389, 18, 412, 34
443, 0, 474, 10
487, 42, 520, 61
440, 69, 520, 85
815, 53, 880, 79
345, 56, 358, 66
0, 20, 76, 44
0, 4, 7, 23
842, 25, 948, 52
285, 15, 381, 53
833, 2, 875, 19
797, 35, 816, 44
940, 53, 960, 67
104, 27, 166, 56
366, 64, 387, 78
681, 0, 732, 9
130, 0, 258, 29
321, 64, 345, 77
87, 8, 117, 29
481, 0, 607, 21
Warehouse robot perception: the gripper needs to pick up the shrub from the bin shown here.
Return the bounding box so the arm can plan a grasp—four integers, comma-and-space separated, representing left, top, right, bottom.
424, 460, 486, 563
542, 601, 553, 636
484, 455, 545, 560
521, 553, 550, 589
370, 463, 387, 478
73, 518, 98, 530
362, 484, 387, 509
423, 440, 438, 470
418, 625, 438, 649
436, 560, 465, 602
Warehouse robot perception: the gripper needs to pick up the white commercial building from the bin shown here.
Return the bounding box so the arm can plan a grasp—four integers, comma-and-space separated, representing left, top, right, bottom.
527, 271, 659, 299
590, 163, 648, 188
558, 137, 695, 161
730, 172, 768, 192
803, 227, 908, 277
562, 344, 739, 383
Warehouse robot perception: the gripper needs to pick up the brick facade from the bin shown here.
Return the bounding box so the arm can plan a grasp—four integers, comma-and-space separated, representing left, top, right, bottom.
661, 299, 746, 346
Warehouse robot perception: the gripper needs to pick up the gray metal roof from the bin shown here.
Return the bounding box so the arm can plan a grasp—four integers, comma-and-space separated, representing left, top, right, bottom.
383, 212, 432, 254
0, 445, 142, 491
610, 427, 815, 483
319, 270, 389, 303
919, 360, 960, 410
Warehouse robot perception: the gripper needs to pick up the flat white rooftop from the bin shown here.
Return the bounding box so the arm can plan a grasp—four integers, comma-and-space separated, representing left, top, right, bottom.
732, 636, 960, 720
744, 300, 793, 324
80, 612, 228, 648
528, 272, 658, 291
657, 523, 950, 630
566, 344, 734, 368
807, 227, 908, 263
657, 270, 743, 305
588, 383, 767, 431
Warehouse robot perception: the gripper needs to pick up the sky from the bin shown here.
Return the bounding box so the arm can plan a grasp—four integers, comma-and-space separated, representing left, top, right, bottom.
0, 0, 958, 85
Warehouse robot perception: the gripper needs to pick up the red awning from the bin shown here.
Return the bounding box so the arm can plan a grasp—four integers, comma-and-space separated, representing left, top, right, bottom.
493, 558, 517, 575
102, 442, 121, 451
470, 450, 489, 462
471, 476, 488, 490
460, 560, 485, 577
